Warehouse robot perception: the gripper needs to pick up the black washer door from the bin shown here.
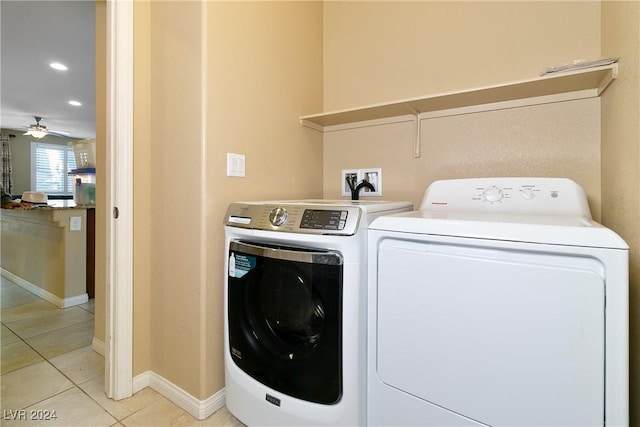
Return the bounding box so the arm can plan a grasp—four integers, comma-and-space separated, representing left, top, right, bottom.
227, 240, 343, 404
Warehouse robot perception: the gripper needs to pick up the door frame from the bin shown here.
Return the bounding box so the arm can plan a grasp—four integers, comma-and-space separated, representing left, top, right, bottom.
104, 0, 133, 400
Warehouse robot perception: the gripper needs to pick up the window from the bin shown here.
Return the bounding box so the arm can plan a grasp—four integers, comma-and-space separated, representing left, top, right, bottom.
31, 142, 77, 194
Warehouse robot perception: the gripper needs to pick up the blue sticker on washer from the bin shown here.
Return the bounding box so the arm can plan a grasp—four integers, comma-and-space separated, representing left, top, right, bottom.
229, 252, 256, 279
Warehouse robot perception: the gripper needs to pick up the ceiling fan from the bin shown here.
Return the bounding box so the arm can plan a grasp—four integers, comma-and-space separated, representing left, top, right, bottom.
23, 116, 70, 139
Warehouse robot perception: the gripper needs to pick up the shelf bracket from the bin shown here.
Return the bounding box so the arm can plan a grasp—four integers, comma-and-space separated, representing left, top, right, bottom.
596, 63, 618, 96
408, 106, 421, 158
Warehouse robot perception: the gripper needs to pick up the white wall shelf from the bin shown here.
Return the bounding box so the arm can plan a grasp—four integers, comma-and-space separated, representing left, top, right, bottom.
300, 64, 618, 131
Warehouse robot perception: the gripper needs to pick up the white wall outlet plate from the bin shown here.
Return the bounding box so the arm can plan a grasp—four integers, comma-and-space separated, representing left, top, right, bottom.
341, 169, 361, 196
341, 168, 382, 197
361, 168, 382, 196
70, 216, 82, 231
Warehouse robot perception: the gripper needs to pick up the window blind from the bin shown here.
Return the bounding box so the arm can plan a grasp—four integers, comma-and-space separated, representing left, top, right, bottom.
31, 142, 77, 194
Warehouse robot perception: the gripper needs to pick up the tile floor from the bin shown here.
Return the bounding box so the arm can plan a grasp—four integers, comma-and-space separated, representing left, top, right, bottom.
1, 277, 244, 426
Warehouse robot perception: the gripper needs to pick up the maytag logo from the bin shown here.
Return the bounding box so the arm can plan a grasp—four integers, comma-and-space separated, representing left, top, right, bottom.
265, 394, 281, 407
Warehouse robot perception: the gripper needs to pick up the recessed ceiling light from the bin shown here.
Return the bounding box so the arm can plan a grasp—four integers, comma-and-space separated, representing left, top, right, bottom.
68, 100, 82, 106
50, 62, 68, 71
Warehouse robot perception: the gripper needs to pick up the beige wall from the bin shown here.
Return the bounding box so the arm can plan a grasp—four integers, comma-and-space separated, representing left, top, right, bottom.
602, 1, 640, 423
323, 1, 600, 111
323, 99, 602, 219
146, 0, 205, 396
131, 0, 152, 376
323, 1, 603, 211
136, 1, 323, 398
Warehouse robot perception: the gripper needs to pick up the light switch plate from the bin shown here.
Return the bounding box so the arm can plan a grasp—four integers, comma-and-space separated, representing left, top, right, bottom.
70, 216, 82, 231
227, 153, 246, 177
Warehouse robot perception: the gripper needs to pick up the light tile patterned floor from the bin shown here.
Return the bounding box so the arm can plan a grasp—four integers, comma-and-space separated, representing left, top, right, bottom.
0, 277, 244, 427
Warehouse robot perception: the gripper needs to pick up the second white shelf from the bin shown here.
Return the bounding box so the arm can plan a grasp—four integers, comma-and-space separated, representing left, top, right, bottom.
300, 64, 618, 131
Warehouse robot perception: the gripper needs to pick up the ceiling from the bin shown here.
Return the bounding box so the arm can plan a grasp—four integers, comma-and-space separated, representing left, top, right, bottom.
1, 1, 96, 140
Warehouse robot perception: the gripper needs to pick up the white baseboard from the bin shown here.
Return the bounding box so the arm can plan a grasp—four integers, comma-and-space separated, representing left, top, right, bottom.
62, 293, 90, 308
1, 269, 88, 308
132, 371, 226, 420
132, 370, 150, 393
92, 337, 105, 356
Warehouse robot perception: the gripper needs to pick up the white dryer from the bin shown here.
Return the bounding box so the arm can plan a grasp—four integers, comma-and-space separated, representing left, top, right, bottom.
367, 178, 628, 427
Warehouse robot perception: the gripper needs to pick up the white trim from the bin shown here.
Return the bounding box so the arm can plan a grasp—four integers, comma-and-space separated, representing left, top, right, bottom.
300, 63, 617, 130
60, 293, 89, 308
132, 370, 151, 393
304, 114, 416, 133
92, 337, 106, 356
1, 269, 88, 308
299, 119, 325, 132
105, 0, 134, 401
132, 371, 227, 420
417, 89, 598, 120
308, 89, 603, 134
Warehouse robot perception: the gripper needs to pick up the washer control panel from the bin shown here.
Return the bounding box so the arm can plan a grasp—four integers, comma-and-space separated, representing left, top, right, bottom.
421, 177, 592, 217
225, 203, 362, 235
300, 209, 349, 231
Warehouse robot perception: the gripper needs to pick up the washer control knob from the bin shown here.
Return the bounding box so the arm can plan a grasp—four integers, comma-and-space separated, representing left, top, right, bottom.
269, 207, 288, 227
483, 186, 504, 203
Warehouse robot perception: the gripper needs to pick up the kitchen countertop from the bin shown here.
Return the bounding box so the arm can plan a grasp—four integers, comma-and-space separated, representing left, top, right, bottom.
5, 200, 94, 210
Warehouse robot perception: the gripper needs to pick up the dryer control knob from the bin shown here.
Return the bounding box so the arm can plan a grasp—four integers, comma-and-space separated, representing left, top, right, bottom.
521, 189, 535, 200
269, 207, 288, 227
483, 186, 504, 203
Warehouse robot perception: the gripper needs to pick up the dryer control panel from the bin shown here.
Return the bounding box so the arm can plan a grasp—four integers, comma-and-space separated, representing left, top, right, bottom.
224, 202, 362, 235
420, 177, 592, 218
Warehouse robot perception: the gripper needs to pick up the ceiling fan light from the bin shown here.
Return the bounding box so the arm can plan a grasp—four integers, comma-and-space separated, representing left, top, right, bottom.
25, 129, 48, 139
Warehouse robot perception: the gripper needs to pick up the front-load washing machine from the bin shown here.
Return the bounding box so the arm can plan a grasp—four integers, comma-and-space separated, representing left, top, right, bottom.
368, 178, 628, 427
223, 199, 412, 426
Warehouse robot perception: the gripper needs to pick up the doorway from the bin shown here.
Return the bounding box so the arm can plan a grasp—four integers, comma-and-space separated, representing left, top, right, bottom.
103, 0, 134, 400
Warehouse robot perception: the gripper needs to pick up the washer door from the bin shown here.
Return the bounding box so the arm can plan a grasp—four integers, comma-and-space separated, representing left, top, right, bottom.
227, 240, 343, 404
